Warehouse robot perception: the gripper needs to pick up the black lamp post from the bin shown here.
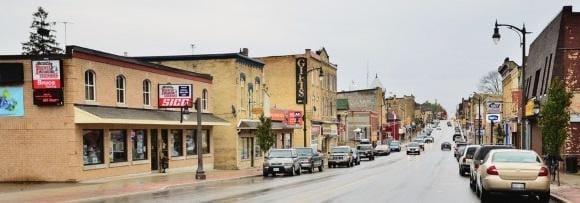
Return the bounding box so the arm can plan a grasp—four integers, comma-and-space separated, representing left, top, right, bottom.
492, 20, 531, 149
302, 67, 324, 147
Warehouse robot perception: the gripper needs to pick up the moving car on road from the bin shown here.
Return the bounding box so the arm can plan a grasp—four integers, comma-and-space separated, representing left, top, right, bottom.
389, 140, 401, 152
357, 144, 375, 160
295, 147, 324, 173
476, 149, 550, 202
424, 136, 434, 143
328, 146, 354, 168
441, 142, 452, 151
263, 149, 302, 177
375, 144, 391, 155
413, 138, 425, 150
406, 142, 421, 155
469, 145, 515, 192
458, 145, 480, 176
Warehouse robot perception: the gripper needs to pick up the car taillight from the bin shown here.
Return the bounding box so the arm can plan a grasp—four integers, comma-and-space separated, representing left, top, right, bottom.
538, 166, 549, 176
486, 165, 498, 175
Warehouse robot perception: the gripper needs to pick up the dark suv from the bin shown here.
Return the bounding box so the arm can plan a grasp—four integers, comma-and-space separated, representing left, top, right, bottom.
469, 145, 515, 192
357, 144, 375, 161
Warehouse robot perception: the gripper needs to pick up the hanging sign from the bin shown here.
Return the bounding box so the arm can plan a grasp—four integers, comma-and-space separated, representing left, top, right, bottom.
33, 89, 64, 106
158, 84, 192, 108
296, 57, 307, 104
32, 60, 62, 89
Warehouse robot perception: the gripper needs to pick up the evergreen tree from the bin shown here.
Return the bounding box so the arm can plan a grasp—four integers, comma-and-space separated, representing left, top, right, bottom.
22, 7, 63, 55
256, 114, 275, 155
539, 78, 572, 157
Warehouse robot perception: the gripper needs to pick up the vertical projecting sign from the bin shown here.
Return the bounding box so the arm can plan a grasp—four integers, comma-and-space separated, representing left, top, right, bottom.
296, 57, 307, 104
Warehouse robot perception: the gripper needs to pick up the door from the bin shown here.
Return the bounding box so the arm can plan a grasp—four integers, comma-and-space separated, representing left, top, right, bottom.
161, 129, 169, 170
250, 138, 255, 167
151, 129, 158, 171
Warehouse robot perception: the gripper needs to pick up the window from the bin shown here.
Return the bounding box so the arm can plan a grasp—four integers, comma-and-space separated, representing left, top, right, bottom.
532, 70, 541, 97
143, 80, 151, 106
83, 130, 103, 165
255, 139, 262, 157
186, 130, 196, 155
187, 129, 211, 155
202, 89, 208, 112
171, 129, 183, 157
84, 70, 96, 101
132, 129, 147, 161
240, 137, 251, 159
116, 75, 126, 104
110, 130, 127, 163
255, 77, 261, 105
240, 73, 246, 108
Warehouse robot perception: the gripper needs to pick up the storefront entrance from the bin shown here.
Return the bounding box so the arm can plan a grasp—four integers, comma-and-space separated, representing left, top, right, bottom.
151, 129, 158, 171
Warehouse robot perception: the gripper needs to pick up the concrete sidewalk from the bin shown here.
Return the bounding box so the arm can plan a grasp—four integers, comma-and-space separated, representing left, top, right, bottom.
0, 168, 262, 203
551, 171, 580, 203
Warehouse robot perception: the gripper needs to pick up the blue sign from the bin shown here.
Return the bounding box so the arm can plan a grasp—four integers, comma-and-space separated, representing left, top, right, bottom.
488, 114, 499, 121
0, 86, 24, 117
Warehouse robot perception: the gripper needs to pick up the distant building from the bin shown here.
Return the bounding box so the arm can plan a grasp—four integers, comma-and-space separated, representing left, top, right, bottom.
498, 58, 521, 147
337, 87, 385, 145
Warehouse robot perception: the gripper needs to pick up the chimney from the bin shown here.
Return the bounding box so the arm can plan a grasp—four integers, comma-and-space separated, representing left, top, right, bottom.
305, 49, 311, 57
241, 48, 249, 56
504, 57, 510, 62
563, 5, 572, 13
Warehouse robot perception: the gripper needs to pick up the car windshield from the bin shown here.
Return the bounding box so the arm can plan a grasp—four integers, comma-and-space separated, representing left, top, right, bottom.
357, 145, 372, 150
295, 148, 313, 156
492, 151, 540, 163
413, 139, 424, 143
408, 142, 419, 147
390, 142, 400, 146
376, 145, 388, 149
332, 147, 350, 153
465, 147, 478, 158
268, 150, 292, 158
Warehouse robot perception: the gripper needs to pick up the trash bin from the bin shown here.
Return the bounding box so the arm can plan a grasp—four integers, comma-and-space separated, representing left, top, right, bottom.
566, 156, 578, 173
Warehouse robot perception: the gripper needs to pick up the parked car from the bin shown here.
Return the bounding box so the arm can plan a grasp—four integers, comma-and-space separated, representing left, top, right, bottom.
441, 142, 452, 151
458, 145, 481, 176
357, 144, 375, 160
424, 136, 434, 143
452, 134, 462, 142
469, 145, 515, 192
328, 146, 354, 168
406, 142, 421, 155
375, 144, 391, 155
454, 142, 468, 159
436, 127, 441, 130
389, 140, 401, 152
360, 139, 371, 145
413, 138, 425, 150
352, 147, 361, 165
476, 149, 550, 202
263, 149, 302, 177
295, 147, 324, 173
447, 122, 452, 127
455, 145, 466, 162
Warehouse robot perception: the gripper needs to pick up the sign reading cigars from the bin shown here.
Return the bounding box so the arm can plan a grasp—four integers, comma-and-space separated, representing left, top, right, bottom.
158, 84, 192, 108
32, 60, 62, 89
296, 57, 307, 104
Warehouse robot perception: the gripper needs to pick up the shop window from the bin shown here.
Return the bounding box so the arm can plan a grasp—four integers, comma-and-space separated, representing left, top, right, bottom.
186, 129, 211, 155
284, 133, 292, 149
110, 130, 127, 163
186, 130, 196, 155
202, 89, 208, 112
255, 139, 262, 157
143, 80, 151, 106
239, 137, 251, 160
132, 129, 147, 161
116, 75, 126, 104
84, 70, 96, 101
171, 129, 183, 157
83, 129, 103, 165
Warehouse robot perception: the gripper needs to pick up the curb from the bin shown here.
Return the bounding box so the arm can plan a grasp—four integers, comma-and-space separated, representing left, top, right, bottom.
551, 192, 571, 203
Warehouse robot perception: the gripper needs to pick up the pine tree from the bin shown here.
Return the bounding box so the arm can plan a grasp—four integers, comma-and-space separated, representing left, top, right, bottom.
21, 7, 63, 55
256, 114, 275, 155
539, 78, 572, 157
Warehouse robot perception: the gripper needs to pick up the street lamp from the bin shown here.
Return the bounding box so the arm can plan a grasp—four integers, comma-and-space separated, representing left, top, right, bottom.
492, 20, 531, 149
303, 67, 324, 147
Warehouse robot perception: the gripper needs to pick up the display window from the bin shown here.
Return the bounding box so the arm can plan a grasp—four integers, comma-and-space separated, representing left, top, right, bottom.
110, 130, 127, 163
132, 129, 148, 161
171, 129, 183, 157
83, 129, 104, 165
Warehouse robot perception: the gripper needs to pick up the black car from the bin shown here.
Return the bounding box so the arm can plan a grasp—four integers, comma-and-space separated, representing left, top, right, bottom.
356, 144, 375, 160
440, 142, 452, 150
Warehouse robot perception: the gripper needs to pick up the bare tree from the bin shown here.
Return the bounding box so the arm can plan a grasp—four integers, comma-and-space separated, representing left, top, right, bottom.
477, 71, 502, 94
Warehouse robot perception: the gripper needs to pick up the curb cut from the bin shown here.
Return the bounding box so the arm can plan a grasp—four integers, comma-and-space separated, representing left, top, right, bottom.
551, 192, 571, 203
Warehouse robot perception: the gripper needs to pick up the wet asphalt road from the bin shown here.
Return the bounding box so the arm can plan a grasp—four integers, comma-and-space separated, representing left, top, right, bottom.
90, 123, 557, 203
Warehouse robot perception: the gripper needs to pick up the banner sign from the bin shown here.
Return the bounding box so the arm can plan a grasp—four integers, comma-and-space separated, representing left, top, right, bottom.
32, 60, 62, 89
33, 89, 64, 106
0, 86, 24, 117
286, 111, 303, 125
158, 84, 192, 108
295, 57, 307, 104
486, 101, 502, 114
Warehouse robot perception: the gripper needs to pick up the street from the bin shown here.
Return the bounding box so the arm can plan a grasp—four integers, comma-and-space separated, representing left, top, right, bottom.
86, 123, 557, 203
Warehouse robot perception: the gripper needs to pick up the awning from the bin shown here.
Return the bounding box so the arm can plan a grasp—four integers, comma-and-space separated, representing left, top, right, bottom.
272, 121, 301, 130
237, 119, 260, 130
75, 105, 229, 126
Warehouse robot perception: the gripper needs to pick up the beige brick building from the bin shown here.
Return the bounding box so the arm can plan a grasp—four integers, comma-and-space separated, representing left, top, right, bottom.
136, 49, 268, 169
498, 58, 521, 147
0, 46, 227, 182
336, 88, 385, 146
257, 48, 338, 153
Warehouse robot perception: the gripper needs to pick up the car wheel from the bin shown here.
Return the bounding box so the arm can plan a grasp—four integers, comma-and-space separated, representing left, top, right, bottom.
290, 166, 296, 176
538, 192, 550, 203
318, 162, 324, 172
406, 152, 409, 155
309, 165, 314, 173
479, 185, 490, 202
459, 168, 464, 176
263, 170, 268, 177
469, 178, 476, 192
297, 166, 302, 176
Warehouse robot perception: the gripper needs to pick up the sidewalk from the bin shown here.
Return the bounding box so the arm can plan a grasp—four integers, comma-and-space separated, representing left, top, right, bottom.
551, 171, 580, 203
0, 168, 262, 203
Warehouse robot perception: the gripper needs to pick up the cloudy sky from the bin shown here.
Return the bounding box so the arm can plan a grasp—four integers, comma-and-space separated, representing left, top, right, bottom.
2, 0, 579, 114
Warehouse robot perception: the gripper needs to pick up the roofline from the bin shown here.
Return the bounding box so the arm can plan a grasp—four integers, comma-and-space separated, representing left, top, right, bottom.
338, 87, 382, 94
257, 54, 338, 70
134, 53, 265, 68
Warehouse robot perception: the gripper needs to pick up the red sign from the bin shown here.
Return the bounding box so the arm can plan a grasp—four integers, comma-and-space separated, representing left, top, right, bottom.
32, 60, 62, 89
286, 111, 303, 125
512, 90, 522, 114
158, 84, 192, 108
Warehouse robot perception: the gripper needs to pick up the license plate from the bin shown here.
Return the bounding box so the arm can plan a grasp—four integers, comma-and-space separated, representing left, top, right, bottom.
511, 183, 525, 190
273, 168, 279, 172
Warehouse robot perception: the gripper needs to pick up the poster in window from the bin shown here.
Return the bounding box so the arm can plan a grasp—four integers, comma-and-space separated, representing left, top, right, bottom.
32, 60, 62, 89
0, 86, 24, 117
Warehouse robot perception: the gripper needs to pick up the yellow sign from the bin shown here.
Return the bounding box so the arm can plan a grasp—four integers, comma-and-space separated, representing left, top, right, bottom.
525, 100, 535, 117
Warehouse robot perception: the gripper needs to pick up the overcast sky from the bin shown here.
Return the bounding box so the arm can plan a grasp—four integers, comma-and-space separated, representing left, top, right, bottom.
2, 0, 579, 114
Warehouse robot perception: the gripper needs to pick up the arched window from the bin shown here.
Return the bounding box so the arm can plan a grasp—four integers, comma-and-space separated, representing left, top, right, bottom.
254, 77, 261, 106
202, 89, 208, 112
84, 70, 96, 101
116, 75, 126, 104
143, 79, 151, 106
240, 73, 246, 108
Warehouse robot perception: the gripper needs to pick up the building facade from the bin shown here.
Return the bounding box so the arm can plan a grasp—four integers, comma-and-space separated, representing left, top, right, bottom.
0, 46, 226, 181
337, 88, 384, 145
385, 95, 416, 140
498, 58, 521, 147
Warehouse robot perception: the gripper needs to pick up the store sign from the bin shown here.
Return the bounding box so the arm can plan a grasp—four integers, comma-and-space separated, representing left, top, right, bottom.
158, 84, 192, 108
32, 60, 62, 89
0, 86, 24, 117
295, 57, 307, 104
525, 100, 535, 117
33, 89, 64, 106
486, 101, 502, 114
286, 111, 303, 125
270, 109, 286, 121
486, 114, 501, 123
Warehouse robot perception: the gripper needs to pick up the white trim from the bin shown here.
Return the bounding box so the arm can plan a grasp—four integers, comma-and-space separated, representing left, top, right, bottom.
571, 114, 580, 122
83, 164, 106, 170
109, 162, 130, 168
132, 160, 150, 165
171, 156, 185, 161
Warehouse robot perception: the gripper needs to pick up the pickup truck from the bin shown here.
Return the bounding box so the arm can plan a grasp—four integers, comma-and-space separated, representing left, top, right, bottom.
328, 146, 354, 168
295, 147, 324, 173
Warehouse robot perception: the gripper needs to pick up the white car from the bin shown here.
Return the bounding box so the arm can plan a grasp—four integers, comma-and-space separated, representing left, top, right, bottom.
458, 145, 480, 176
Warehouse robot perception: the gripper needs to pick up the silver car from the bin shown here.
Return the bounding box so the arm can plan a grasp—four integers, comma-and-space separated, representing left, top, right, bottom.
263, 149, 302, 177
406, 142, 421, 155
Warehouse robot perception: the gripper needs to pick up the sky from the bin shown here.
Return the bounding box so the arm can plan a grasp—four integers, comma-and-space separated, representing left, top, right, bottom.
2, 0, 580, 115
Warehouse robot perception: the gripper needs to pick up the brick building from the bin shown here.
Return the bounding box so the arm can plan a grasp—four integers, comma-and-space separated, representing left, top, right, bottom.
385, 95, 416, 140
497, 58, 521, 147
524, 6, 580, 156
0, 46, 227, 182
337, 87, 385, 145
